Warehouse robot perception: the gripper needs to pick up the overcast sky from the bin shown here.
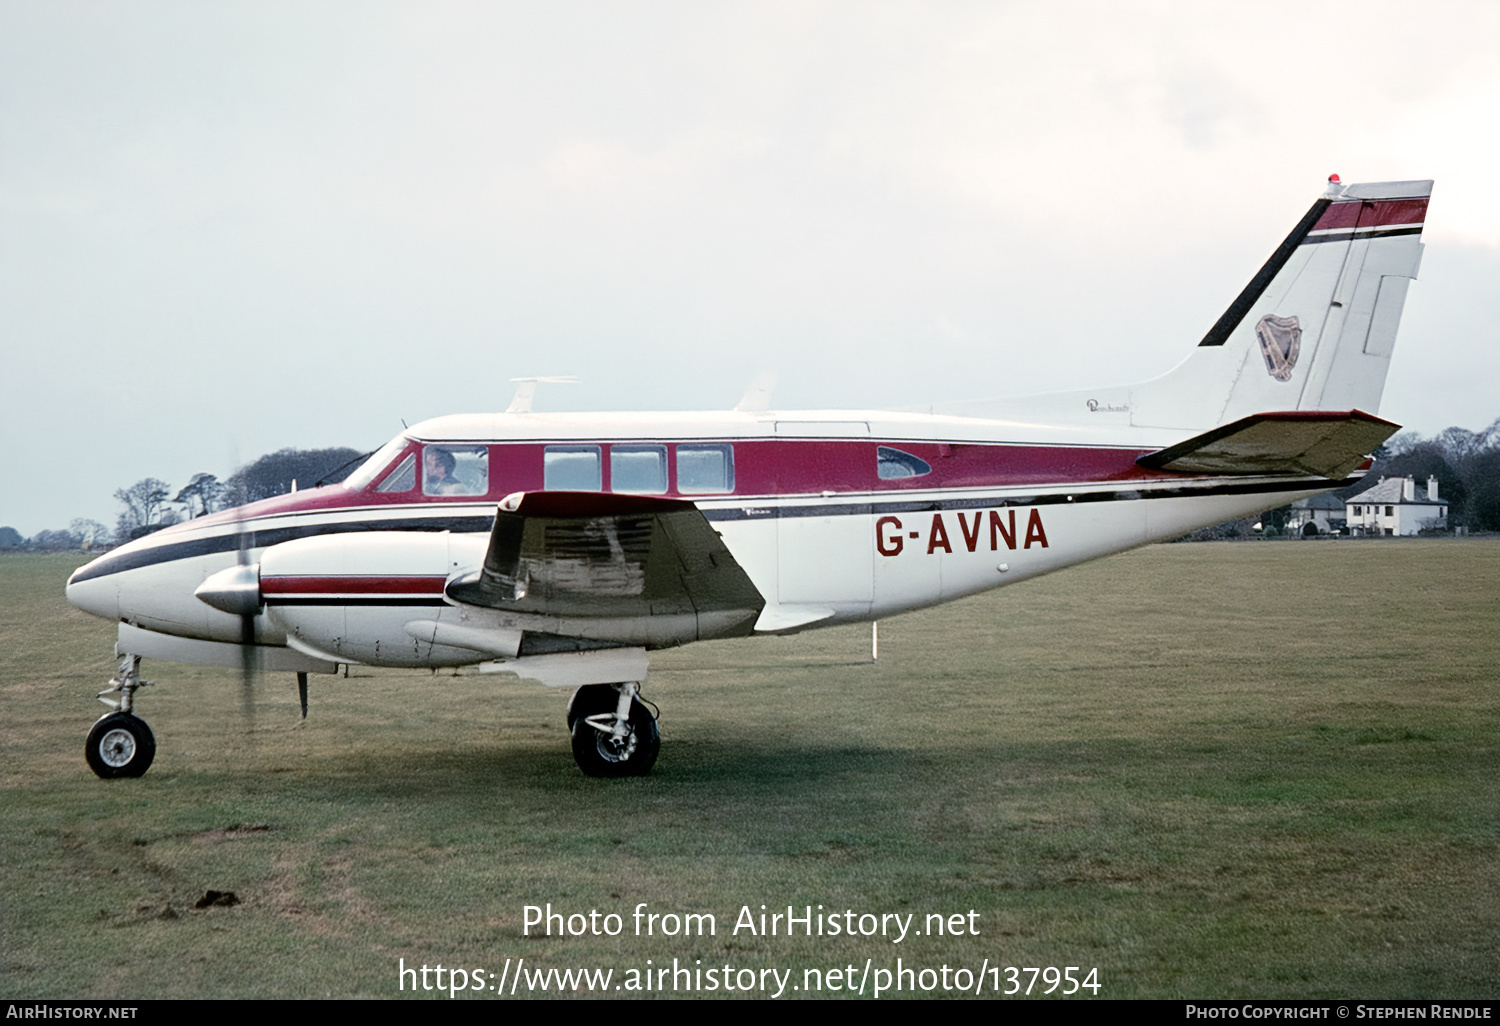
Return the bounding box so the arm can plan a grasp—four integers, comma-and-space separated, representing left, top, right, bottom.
3, 1, 1498, 536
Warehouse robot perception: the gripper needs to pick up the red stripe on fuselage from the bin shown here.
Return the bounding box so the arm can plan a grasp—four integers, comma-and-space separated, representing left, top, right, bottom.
261, 575, 449, 596
165, 440, 1165, 527
437, 439, 1162, 498
1312, 197, 1428, 232
734, 440, 1157, 493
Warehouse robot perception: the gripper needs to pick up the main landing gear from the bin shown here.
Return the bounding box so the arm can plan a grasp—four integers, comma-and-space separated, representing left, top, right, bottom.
86, 655, 156, 779
567, 681, 659, 778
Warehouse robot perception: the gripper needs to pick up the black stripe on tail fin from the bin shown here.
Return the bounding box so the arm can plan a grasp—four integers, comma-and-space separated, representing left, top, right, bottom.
1199, 200, 1331, 347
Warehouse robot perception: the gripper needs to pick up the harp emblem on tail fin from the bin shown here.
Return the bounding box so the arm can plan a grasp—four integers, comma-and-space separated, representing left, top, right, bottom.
1255, 314, 1302, 382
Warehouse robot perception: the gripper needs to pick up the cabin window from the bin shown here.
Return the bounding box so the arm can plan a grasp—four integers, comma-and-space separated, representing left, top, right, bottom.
677, 444, 734, 494
877, 446, 932, 480
423, 444, 488, 497
544, 445, 602, 491
1385, 506, 1394, 516
611, 445, 667, 494
375, 453, 417, 493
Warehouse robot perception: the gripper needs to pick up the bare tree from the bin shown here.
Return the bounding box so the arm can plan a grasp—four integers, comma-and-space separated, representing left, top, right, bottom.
30, 528, 80, 550
1350, 416, 1500, 530
114, 478, 172, 541
223, 448, 363, 505
70, 518, 111, 549
175, 473, 223, 517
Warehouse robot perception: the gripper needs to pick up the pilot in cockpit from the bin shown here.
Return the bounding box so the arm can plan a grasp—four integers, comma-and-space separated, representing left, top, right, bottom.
423, 444, 489, 496
424, 447, 465, 495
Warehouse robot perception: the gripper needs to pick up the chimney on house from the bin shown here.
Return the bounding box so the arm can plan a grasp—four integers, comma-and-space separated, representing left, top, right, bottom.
1403, 476, 1415, 501
1428, 475, 1439, 501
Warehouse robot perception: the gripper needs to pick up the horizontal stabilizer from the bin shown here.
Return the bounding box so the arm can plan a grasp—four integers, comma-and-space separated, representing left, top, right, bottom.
1137, 410, 1399, 479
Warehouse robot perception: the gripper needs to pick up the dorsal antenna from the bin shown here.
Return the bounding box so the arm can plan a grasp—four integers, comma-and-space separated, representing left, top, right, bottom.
507, 376, 578, 414
734, 371, 776, 413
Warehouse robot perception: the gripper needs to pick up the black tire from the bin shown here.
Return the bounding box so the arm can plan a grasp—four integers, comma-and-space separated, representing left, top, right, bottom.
85, 712, 156, 779
570, 695, 659, 778
566, 683, 618, 733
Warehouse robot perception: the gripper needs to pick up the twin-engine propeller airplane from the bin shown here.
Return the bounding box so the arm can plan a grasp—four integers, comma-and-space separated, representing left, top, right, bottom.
67, 176, 1431, 779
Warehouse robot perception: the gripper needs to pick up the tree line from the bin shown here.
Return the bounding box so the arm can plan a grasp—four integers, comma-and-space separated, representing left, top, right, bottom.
0, 447, 364, 552
1180, 418, 1500, 541
1359, 419, 1500, 530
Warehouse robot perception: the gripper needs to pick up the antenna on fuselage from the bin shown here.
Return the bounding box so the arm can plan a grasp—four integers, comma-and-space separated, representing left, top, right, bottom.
507, 376, 578, 414
734, 371, 776, 413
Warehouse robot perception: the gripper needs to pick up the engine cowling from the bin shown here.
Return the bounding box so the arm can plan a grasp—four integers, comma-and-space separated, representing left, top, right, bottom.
259, 531, 496, 667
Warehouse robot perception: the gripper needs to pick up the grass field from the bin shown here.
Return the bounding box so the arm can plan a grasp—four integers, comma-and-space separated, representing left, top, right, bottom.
2, 541, 1498, 999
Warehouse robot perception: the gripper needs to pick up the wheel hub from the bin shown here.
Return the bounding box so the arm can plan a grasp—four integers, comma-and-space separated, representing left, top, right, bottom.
596, 726, 638, 763
98, 728, 136, 767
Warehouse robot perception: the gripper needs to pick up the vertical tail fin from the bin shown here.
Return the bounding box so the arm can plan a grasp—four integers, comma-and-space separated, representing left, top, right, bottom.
1129, 178, 1431, 428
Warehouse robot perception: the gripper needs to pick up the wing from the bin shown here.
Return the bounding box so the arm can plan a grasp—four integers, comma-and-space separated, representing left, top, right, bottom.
1136, 410, 1400, 479
445, 491, 765, 641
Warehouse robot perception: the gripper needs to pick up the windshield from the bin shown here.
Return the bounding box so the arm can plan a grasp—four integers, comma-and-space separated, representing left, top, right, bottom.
343, 434, 412, 491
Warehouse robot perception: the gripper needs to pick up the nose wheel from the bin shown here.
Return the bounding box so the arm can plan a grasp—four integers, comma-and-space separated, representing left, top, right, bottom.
86, 712, 156, 778
86, 653, 156, 779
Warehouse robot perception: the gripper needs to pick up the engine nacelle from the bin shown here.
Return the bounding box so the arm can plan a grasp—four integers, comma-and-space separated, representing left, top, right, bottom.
260, 531, 495, 667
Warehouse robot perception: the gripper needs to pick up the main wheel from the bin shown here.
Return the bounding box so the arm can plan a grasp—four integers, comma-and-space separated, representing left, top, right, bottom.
85, 712, 156, 779
570, 693, 659, 778
566, 683, 617, 732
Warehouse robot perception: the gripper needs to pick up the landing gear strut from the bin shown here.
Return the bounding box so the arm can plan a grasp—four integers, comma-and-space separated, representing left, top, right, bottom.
86, 654, 156, 779
567, 682, 659, 778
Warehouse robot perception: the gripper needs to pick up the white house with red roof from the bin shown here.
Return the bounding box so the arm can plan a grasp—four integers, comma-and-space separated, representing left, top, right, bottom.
1346, 475, 1447, 536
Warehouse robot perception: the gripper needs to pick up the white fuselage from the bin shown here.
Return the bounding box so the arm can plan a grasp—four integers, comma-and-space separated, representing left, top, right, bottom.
66, 407, 1339, 674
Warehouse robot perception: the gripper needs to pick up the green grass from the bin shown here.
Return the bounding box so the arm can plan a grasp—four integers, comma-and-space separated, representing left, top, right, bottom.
2, 541, 1498, 999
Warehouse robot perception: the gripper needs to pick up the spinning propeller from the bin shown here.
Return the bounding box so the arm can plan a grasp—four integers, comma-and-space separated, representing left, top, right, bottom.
195, 492, 307, 726
234, 514, 257, 729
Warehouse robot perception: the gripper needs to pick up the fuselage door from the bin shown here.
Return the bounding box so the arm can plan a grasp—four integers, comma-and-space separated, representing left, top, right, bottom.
773, 421, 873, 610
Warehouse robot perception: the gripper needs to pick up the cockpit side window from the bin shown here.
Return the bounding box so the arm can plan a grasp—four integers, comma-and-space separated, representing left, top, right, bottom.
877, 446, 932, 480
423, 445, 489, 497
375, 453, 417, 493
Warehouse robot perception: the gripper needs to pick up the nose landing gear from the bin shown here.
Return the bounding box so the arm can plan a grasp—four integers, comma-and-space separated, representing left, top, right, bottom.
86, 711, 156, 778
86, 654, 156, 779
